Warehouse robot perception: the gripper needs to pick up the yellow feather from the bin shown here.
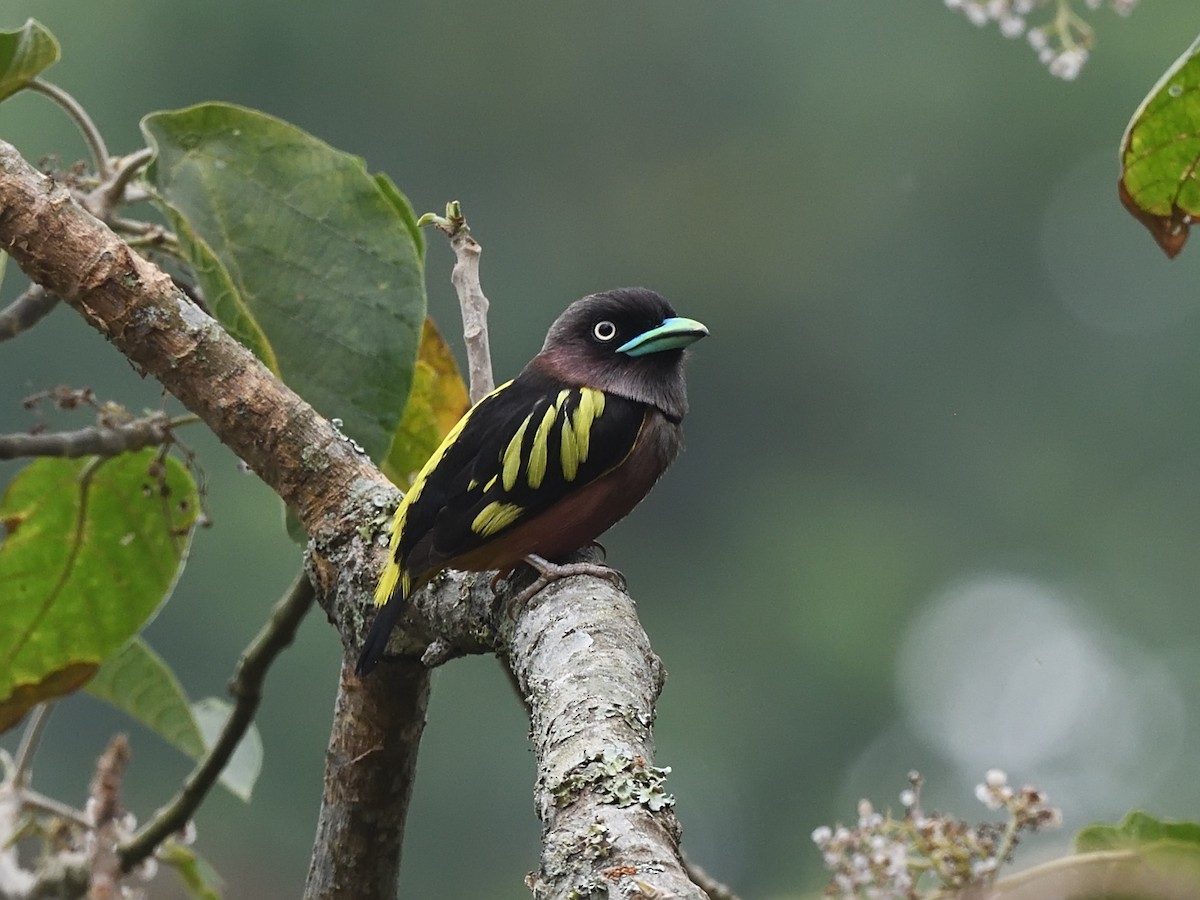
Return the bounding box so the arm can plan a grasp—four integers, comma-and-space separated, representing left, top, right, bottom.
527, 403, 559, 489
572, 387, 606, 466
472, 500, 523, 536
502, 413, 533, 491
560, 414, 579, 481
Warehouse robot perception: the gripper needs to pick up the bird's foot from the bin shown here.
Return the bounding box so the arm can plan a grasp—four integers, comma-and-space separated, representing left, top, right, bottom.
509, 553, 627, 606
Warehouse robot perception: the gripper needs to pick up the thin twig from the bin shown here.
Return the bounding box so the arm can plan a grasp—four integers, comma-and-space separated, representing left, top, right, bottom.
26, 79, 111, 178
88, 735, 131, 898
0, 284, 60, 341
420, 201, 494, 402
0, 412, 176, 460
11, 703, 55, 789
91, 148, 154, 216
117, 571, 317, 871
18, 787, 91, 828
682, 851, 742, 900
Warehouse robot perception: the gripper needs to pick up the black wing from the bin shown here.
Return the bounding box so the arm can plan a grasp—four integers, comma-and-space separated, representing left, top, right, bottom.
396, 369, 646, 578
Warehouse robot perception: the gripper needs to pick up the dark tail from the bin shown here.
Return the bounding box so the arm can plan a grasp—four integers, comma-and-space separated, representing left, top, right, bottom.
355, 596, 407, 676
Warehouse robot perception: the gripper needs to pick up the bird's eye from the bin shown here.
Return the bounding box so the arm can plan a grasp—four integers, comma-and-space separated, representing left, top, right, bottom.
593, 320, 617, 342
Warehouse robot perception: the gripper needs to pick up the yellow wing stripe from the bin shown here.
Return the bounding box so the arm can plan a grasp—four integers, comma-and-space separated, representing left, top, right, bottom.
527, 403, 559, 489
572, 386, 604, 467
375, 380, 513, 608
560, 414, 580, 481
502, 413, 533, 491
472, 500, 523, 536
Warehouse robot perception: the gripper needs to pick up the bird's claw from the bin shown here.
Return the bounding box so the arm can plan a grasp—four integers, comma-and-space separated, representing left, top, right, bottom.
509, 553, 627, 606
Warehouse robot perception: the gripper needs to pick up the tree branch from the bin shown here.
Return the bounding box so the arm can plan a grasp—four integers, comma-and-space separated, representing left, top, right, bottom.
0, 413, 174, 459
303, 658, 431, 900
321, 550, 708, 899
0, 284, 60, 342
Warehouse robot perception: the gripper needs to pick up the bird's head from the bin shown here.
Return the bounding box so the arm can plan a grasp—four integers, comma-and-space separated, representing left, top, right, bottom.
531, 288, 708, 421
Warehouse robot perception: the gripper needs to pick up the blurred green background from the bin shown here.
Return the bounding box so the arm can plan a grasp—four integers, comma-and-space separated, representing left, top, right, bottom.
3, 2, 1200, 897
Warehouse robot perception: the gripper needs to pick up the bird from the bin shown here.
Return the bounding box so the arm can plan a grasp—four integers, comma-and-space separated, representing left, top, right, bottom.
356, 287, 708, 675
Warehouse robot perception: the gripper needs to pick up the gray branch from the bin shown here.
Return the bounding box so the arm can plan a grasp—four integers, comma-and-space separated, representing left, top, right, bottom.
0, 285, 60, 342
0, 414, 171, 459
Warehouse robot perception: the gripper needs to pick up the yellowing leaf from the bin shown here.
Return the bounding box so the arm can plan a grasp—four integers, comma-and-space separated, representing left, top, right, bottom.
1119, 34, 1200, 258
383, 317, 469, 488
0, 452, 198, 732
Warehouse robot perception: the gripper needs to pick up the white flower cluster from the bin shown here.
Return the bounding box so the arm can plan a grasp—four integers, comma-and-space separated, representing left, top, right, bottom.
943, 0, 1139, 80
812, 770, 1062, 898
974, 768, 1064, 830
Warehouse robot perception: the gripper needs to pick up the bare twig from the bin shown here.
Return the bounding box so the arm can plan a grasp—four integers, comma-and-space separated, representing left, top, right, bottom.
90, 148, 154, 216
26, 79, 111, 179
682, 851, 741, 900
11, 703, 55, 789
118, 571, 316, 871
0, 284, 60, 341
0, 412, 176, 459
19, 786, 91, 828
419, 201, 494, 402
88, 735, 131, 899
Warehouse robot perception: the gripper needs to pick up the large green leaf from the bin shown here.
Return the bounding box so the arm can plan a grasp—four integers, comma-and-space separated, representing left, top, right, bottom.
86, 638, 261, 800
141, 103, 426, 464
1119, 34, 1200, 258
383, 317, 469, 488
0, 19, 60, 103
0, 452, 197, 731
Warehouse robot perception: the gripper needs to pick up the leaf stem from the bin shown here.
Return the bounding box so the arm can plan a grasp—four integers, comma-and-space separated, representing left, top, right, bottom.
26, 79, 111, 178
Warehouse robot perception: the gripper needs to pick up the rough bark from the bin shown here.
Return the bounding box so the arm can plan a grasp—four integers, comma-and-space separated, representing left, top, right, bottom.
304, 659, 431, 900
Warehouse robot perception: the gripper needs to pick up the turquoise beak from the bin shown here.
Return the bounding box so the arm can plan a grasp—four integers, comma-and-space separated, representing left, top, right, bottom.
616, 316, 709, 357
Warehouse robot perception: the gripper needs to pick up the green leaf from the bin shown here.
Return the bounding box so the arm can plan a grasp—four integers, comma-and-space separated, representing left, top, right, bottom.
374, 173, 426, 267
0, 19, 60, 103
0, 452, 197, 732
1076, 810, 1200, 855
191, 697, 263, 802
85, 638, 259, 800
86, 638, 204, 758
382, 317, 469, 488
1058, 811, 1200, 899
141, 103, 426, 464
158, 840, 224, 900
1119, 34, 1200, 258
